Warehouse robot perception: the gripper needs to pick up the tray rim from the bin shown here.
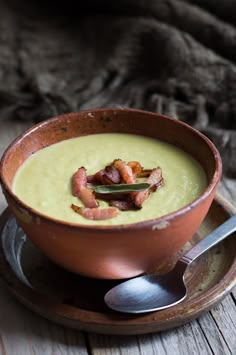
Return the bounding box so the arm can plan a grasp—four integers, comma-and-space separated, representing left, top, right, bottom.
0, 193, 236, 335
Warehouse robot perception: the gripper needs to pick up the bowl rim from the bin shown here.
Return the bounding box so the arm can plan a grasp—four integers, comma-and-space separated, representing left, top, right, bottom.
0, 107, 222, 231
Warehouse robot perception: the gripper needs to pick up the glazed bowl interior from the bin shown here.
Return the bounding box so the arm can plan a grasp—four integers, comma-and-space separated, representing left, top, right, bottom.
0, 108, 222, 279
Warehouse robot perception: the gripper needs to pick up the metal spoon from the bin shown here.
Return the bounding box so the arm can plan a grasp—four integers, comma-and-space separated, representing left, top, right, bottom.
104, 214, 236, 314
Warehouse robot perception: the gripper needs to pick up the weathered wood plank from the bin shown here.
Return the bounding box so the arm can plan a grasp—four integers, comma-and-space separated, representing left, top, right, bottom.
197, 310, 232, 354
0, 282, 89, 355
87, 319, 214, 355
207, 295, 236, 353
87, 334, 143, 355
159, 321, 213, 355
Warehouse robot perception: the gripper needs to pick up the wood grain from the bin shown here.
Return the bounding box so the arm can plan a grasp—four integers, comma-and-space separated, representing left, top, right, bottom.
0, 120, 236, 354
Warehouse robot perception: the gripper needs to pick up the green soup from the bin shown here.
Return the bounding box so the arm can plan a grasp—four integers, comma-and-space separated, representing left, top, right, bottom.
13, 133, 207, 225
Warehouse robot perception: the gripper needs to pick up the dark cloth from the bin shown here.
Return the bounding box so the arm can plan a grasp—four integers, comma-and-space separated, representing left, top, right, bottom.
0, 0, 236, 177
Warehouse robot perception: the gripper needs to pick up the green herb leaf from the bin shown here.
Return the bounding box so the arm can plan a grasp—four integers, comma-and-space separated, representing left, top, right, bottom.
95, 183, 150, 194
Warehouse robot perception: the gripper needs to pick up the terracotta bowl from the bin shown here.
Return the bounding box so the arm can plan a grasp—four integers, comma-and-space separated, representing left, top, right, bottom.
0, 108, 222, 279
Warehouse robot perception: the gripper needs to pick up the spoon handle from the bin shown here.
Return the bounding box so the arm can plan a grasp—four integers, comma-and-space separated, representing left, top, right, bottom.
182, 214, 236, 265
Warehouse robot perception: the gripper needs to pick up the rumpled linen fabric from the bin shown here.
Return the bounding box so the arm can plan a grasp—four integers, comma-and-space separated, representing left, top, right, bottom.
0, 0, 235, 182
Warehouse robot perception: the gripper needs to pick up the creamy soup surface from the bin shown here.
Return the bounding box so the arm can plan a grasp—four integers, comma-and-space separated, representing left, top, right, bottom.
13, 133, 207, 225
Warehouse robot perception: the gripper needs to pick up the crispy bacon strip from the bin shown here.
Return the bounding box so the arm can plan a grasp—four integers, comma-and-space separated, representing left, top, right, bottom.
87, 166, 121, 185
147, 167, 164, 191
112, 159, 136, 184
79, 188, 99, 208
102, 165, 121, 185
72, 167, 87, 197
72, 167, 98, 208
136, 169, 153, 178
127, 161, 143, 175
109, 200, 137, 211
128, 161, 152, 177
133, 167, 164, 208
71, 204, 119, 220
95, 192, 128, 201
87, 169, 105, 184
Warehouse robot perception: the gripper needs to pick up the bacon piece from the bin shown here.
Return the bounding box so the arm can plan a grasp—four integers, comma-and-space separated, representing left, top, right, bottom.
79, 188, 99, 208
102, 165, 121, 185
112, 159, 137, 184
136, 169, 153, 178
147, 167, 164, 191
133, 167, 164, 208
109, 200, 137, 211
87, 166, 121, 185
127, 161, 152, 178
72, 167, 87, 197
72, 167, 98, 208
95, 192, 128, 201
127, 161, 143, 175
71, 204, 119, 220
87, 169, 105, 184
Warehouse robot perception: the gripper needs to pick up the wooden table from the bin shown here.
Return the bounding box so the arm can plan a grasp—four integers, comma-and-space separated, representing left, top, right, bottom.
0, 119, 236, 355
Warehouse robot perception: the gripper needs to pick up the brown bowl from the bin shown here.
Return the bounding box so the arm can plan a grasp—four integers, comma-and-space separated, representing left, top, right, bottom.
0, 108, 222, 279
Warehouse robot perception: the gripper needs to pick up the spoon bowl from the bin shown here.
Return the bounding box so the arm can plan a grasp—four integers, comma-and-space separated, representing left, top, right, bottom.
105, 262, 188, 313
105, 215, 236, 313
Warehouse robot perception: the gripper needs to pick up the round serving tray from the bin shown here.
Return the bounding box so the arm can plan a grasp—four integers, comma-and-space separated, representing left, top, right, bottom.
0, 194, 236, 335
